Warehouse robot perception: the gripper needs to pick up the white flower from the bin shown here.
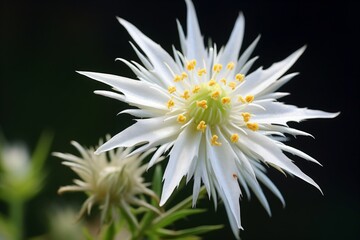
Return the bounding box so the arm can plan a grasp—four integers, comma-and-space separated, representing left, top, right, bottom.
77, 0, 338, 237
54, 138, 159, 223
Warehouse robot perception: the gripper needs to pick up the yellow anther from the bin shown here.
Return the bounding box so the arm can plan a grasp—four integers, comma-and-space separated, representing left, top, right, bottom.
197, 68, 207, 76
213, 64, 223, 73
208, 79, 216, 86
241, 112, 251, 122
226, 62, 235, 70
230, 133, 239, 143
167, 99, 175, 109
180, 90, 190, 100
173, 74, 182, 82
220, 78, 227, 85
181, 72, 188, 79
192, 85, 201, 93
177, 114, 186, 123
228, 81, 236, 90
245, 95, 254, 103
168, 86, 176, 94
210, 135, 221, 146
211, 90, 221, 100
197, 121, 207, 132
221, 97, 231, 105
238, 96, 246, 103
246, 122, 259, 131
186, 59, 197, 71
235, 73, 245, 82
196, 100, 208, 109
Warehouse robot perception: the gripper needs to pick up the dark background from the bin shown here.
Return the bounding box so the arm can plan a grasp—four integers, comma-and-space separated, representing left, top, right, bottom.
1, 0, 358, 239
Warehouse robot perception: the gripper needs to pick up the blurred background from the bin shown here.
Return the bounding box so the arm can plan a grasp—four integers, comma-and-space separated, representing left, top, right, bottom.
1, 0, 358, 239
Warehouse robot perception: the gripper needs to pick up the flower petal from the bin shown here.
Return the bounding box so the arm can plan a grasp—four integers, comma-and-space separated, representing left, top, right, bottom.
78, 71, 168, 112
117, 18, 180, 87
160, 126, 202, 205
236, 46, 306, 96
95, 117, 180, 155
206, 128, 241, 228
218, 13, 245, 66
251, 101, 340, 125
184, 0, 206, 62
241, 130, 322, 192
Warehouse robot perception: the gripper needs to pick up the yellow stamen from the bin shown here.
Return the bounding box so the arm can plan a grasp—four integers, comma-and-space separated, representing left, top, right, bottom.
245, 95, 254, 103
196, 100, 208, 109
197, 68, 207, 76
230, 133, 239, 143
208, 79, 216, 86
168, 86, 176, 94
192, 85, 201, 93
213, 64, 223, 73
246, 122, 259, 131
238, 96, 246, 103
226, 62, 235, 70
211, 90, 221, 100
228, 81, 236, 90
173, 75, 182, 82
211, 135, 221, 146
241, 112, 251, 122
220, 78, 227, 85
186, 59, 196, 71
235, 73, 245, 82
177, 114, 186, 123
181, 72, 188, 79
221, 97, 231, 105
197, 121, 207, 132
167, 99, 175, 109
180, 90, 190, 100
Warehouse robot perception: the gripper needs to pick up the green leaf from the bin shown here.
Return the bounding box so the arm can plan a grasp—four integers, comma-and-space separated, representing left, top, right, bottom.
31, 131, 53, 174
151, 165, 163, 197
152, 209, 206, 229
154, 225, 223, 239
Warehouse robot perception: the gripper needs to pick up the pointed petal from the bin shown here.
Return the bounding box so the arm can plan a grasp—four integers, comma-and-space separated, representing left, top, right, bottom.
251, 101, 340, 125
236, 35, 260, 71
160, 126, 202, 205
206, 129, 241, 228
78, 71, 168, 112
95, 117, 179, 154
241, 130, 322, 193
184, 0, 206, 62
218, 13, 245, 65
117, 18, 180, 87
236, 46, 306, 96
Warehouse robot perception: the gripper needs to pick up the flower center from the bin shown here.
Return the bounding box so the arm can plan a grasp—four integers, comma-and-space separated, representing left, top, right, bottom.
187, 82, 231, 125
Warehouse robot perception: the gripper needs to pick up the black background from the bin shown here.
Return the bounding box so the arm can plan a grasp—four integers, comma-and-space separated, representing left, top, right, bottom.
1, 0, 358, 239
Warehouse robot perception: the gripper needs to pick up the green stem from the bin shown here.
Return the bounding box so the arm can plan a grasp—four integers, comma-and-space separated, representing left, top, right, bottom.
10, 199, 24, 240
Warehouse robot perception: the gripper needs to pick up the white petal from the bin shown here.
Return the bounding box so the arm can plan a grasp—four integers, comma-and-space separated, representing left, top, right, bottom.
236, 46, 306, 96
277, 143, 322, 165
257, 72, 299, 97
218, 13, 245, 65
160, 126, 202, 205
117, 18, 180, 87
252, 165, 285, 206
206, 128, 241, 228
251, 101, 340, 125
184, 0, 206, 62
240, 130, 322, 192
95, 116, 179, 155
78, 71, 168, 112
236, 35, 260, 71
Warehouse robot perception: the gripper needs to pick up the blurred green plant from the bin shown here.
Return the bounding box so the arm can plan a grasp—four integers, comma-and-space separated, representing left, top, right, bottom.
0, 131, 53, 240
54, 137, 222, 240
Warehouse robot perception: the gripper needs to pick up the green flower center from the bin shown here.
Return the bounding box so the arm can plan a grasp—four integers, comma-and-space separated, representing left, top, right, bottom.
187, 82, 231, 126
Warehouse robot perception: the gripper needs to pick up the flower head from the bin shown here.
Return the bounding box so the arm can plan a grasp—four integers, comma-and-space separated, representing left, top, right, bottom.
78, 0, 338, 237
54, 137, 159, 223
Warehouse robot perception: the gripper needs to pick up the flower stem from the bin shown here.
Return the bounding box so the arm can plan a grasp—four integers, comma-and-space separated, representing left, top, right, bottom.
10, 199, 24, 240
